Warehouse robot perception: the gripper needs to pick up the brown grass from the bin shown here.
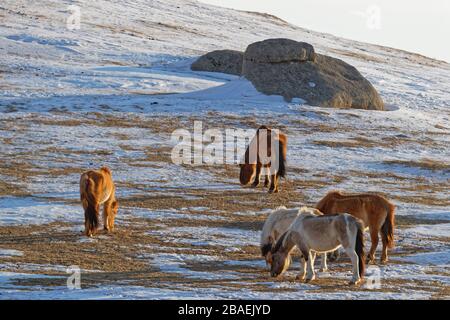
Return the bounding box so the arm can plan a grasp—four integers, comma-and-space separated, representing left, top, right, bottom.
312, 137, 375, 148
383, 158, 450, 172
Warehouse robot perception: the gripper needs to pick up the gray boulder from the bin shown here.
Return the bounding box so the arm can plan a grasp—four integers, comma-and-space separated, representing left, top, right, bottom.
191, 49, 243, 75
243, 38, 316, 64
242, 38, 384, 110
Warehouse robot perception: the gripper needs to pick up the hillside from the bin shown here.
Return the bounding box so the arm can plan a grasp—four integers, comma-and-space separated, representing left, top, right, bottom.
0, 0, 449, 299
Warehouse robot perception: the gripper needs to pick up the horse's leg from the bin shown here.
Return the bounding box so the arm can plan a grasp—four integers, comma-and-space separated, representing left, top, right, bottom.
84, 211, 91, 237
328, 249, 341, 262
368, 228, 379, 264
251, 164, 262, 187
305, 251, 316, 282
380, 231, 389, 264
344, 246, 361, 285
264, 175, 270, 187
296, 255, 306, 281
109, 200, 118, 232
103, 199, 113, 232
268, 174, 278, 193
82, 199, 89, 236
320, 253, 328, 272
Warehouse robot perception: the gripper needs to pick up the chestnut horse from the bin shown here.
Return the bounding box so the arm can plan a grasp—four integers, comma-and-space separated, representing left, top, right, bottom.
316, 190, 395, 264
239, 126, 287, 193
80, 166, 118, 237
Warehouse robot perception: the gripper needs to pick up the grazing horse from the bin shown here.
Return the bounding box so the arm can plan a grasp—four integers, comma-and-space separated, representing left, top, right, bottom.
260, 206, 328, 271
80, 166, 118, 237
270, 209, 365, 285
239, 125, 287, 193
316, 191, 395, 264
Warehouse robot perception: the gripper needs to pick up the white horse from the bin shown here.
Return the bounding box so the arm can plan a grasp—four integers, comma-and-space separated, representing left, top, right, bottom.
270, 208, 365, 285
260, 206, 328, 272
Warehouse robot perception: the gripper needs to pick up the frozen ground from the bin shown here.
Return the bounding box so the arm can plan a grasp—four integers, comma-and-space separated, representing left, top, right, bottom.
0, 0, 449, 299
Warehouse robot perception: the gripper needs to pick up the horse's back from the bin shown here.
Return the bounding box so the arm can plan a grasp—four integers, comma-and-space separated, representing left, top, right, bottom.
265, 208, 299, 236
297, 214, 343, 251
323, 192, 391, 226
80, 168, 114, 204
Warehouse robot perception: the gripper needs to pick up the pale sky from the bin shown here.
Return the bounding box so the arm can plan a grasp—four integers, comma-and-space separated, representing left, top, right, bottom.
200, 0, 450, 62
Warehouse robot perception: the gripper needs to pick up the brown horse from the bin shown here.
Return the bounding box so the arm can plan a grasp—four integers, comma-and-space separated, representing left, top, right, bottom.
239, 125, 287, 193
80, 166, 118, 237
316, 190, 395, 264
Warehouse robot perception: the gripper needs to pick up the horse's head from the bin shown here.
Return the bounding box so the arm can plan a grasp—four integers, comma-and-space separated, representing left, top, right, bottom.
239, 163, 256, 185
269, 232, 292, 277
270, 250, 291, 277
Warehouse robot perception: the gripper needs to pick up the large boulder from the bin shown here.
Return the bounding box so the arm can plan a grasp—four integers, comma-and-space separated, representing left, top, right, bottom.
242, 38, 384, 110
191, 49, 243, 75
244, 38, 316, 64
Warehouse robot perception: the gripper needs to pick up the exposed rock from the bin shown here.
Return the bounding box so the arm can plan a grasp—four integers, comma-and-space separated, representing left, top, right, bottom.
243, 38, 316, 64
242, 38, 384, 110
191, 49, 243, 75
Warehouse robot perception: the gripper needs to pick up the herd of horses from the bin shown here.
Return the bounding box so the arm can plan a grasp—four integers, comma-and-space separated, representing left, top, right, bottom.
80, 125, 396, 285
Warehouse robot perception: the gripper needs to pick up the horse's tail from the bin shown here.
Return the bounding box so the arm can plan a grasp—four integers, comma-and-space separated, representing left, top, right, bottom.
277, 134, 286, 178
84, 202, 99, 234
381, 201, 395, 249
80, 174, 99, 234
80, 174, 98, 205
354, 220, 365, 279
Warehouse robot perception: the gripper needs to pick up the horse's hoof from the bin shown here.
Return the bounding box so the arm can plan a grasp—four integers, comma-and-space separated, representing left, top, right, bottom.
349, 279, 361, 286
319, 268, 328, 273
305, 276, 315, 283
367, 257, 375, 264
380, 259, 388, 265
295, 275, 305, 281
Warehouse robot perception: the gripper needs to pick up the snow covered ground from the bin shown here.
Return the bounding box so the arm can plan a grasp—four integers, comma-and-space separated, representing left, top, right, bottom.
0, 0, 449, 299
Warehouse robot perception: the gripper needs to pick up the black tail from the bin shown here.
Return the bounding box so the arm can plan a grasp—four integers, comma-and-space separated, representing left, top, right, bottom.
381, 203, 395, 249
277, 139, 286, 178
85, 204, 99, 235
355, 224, 365, 279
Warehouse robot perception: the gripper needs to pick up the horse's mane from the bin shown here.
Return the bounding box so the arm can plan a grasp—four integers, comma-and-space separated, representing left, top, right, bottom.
315, 190, 343, 211
260, 206, 288, 256
299, 206, 322, 216
261, 243, 272, 258
271, 231, 289, 254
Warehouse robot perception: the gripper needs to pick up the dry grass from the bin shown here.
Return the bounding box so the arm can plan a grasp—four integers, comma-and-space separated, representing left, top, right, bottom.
1, 111, 448, 298
383, 158, 450, 172
312, 137, 375, 148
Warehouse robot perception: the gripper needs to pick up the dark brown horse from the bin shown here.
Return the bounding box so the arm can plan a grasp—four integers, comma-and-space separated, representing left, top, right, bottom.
316, 190, 395, 264
239, 126, 287, 193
